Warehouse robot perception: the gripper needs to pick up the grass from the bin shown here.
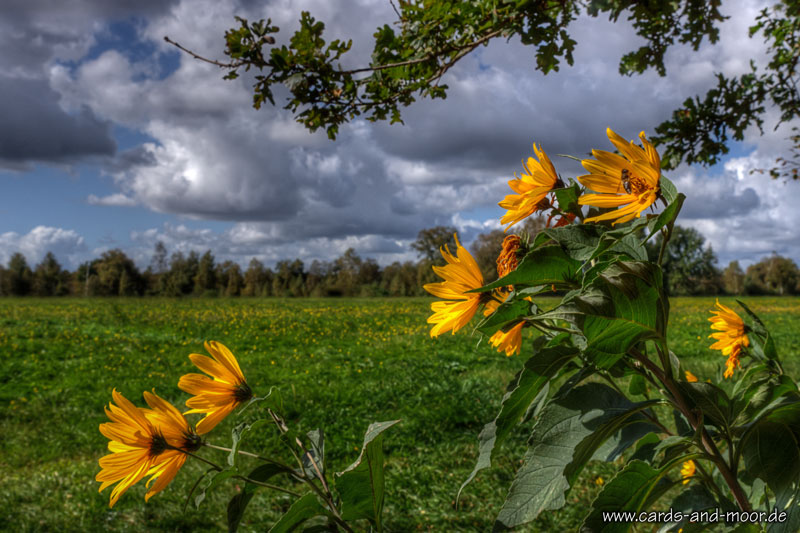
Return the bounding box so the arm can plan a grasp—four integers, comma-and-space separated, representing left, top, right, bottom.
0, 296, 798, 532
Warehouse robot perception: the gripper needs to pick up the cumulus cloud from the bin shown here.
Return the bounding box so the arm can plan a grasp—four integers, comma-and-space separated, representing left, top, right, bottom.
4, 0, 797, 268
0, 226, 87, 268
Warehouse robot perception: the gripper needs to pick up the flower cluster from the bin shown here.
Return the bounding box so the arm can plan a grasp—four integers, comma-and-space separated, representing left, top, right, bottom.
96, 341, 251, 507
424, 128, 664, 356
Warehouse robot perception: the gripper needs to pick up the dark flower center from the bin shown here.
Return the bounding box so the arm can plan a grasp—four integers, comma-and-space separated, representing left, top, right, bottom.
149, 434, 168, 457
234, 382, 253, 403
182, 431, 203, 452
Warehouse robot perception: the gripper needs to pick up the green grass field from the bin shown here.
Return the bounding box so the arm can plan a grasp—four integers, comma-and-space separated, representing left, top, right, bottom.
1, 297, 799, 532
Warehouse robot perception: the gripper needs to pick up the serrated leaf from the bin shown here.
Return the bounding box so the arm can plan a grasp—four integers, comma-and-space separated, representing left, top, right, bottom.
645, 193, 685, 241
459, 345, 578, 500
475, 298, 531, 336
494, 383, 658, 529
543, 224, 604, 262
660, 175, 678, 204
335, 420, 399, 529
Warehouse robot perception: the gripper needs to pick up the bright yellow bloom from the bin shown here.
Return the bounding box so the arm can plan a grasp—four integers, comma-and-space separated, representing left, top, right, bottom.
578, 128, 661, 225
423, 234, 486, 337
489, 321, 525, 356
499, 144, 559, 230
680, 460, 696, 484
96, 389, 198, 507
179, 341, 252, 434
685, 370, 698, 382
708, 300, 749, 379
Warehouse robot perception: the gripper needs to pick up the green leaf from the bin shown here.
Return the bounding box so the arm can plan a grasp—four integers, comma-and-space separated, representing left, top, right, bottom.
230, 419, 268, 468
554, 183, 581, 215
459, 345, 578, 500
494, 383, 658, 529
628, 374, 647, 397
335, 420, 400, 530
195, 468, 240, 509
645, 193, 685, 241
582, 460, 676, 533
543, 224, 604, 262
475, 298, 531, 336
473, 246, 581, 292
660, 175, 679, 204
228, 489, 255, 533
741, 420, 800, 495
268, 493, 329, 533
678, 382, 733, 431
579, 262, 667, 368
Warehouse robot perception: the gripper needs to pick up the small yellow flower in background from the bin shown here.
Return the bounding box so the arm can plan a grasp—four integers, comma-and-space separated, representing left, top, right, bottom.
179, 341, 252, 434
595, 476, 604, 486
96, 389, 196, 507
680, 460, 696, 484
499, 144, 560, 231
708, 300, 750, 379
423, 234, 487, 336
489, 321, 525, 356
685, 370, 698, 382
578, 128, 661, 225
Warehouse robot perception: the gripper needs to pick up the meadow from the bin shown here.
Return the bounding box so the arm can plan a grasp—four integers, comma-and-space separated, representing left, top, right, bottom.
1, 296, 799, 532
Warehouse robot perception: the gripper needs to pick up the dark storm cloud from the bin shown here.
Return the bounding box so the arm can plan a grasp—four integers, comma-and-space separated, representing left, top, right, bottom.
0, 76, 116, 168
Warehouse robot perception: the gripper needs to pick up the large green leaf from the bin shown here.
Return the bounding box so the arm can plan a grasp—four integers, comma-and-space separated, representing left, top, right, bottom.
473, 246, 581, 292
268, 493, 329, 533
459, 345, 578, 499
334, 420, 399, 531
494, 383, 658, 529
741, 420, 800, 495
543, 224, 604, 262
475, 298, 531, 336
678, 382, 733, 432
581, 460, 677, 533
554, 182, 581, 215
579, 262, 667, 368
645, 193, 685, 242
660, 175, 679, 204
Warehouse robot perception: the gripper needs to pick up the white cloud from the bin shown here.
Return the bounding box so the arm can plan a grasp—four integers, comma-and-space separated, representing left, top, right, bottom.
87, 193, 138, 206
0, 226, 87, 268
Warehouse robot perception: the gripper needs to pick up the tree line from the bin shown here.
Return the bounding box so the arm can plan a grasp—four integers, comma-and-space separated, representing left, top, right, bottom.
1, 222, 798, 297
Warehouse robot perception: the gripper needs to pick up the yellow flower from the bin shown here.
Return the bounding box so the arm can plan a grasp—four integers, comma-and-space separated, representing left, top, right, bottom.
489, 321, 525, 356
708, 300, 749, 379
424, 234, 487, 337
595, 477, 604, 486
578, 128, 661, 225
680, 460, 696, 484
685, 370, 698, 382
96, 389, 198, 507
499, 144, 559, 230
178, 341, 252, 434
496, 235, 522, 279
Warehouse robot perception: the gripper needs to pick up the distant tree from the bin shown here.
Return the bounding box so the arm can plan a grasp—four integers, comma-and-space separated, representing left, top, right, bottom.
33, 252, 68, 296
219, 261, 243, 297
273, 259, 305, 297
71, 261, 99, 296
722, 260, 746, 295
6, 253, 33, 296
150, 241, 168, 274
411, 226, 458, 263
0, 264, 6, 296
519, 214, 547, 239
745, 254, 800, 295
94, 249, 143, 296
242, 258, 267, 296
164, 251, 199, 296
647, 225, 721, 295
195, 250, 217, 295
471, 229, 506, 283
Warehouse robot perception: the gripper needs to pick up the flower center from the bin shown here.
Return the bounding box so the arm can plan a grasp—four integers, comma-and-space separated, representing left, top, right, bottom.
182, 431, 203, 452
234, 382, 253, 403
149, 434, 168, 457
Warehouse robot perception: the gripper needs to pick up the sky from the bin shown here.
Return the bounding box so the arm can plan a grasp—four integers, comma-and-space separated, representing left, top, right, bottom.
1, 0, 798, 272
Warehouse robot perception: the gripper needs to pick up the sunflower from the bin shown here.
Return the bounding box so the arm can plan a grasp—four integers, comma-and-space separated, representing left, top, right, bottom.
96, 389, 198, 507
178, 341, 252, 434
489, 321, 525, 356
578, 128, 661, 225
680, 460, 696, 485
499, 144, 560, 230
424, 234, 493, 336
708, 300, 749, 379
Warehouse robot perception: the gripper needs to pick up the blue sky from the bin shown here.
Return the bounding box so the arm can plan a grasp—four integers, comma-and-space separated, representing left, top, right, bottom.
1, 0, 798, 272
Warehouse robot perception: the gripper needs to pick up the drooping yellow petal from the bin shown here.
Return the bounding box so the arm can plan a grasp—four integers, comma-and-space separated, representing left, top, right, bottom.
499, 143, 559, 230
